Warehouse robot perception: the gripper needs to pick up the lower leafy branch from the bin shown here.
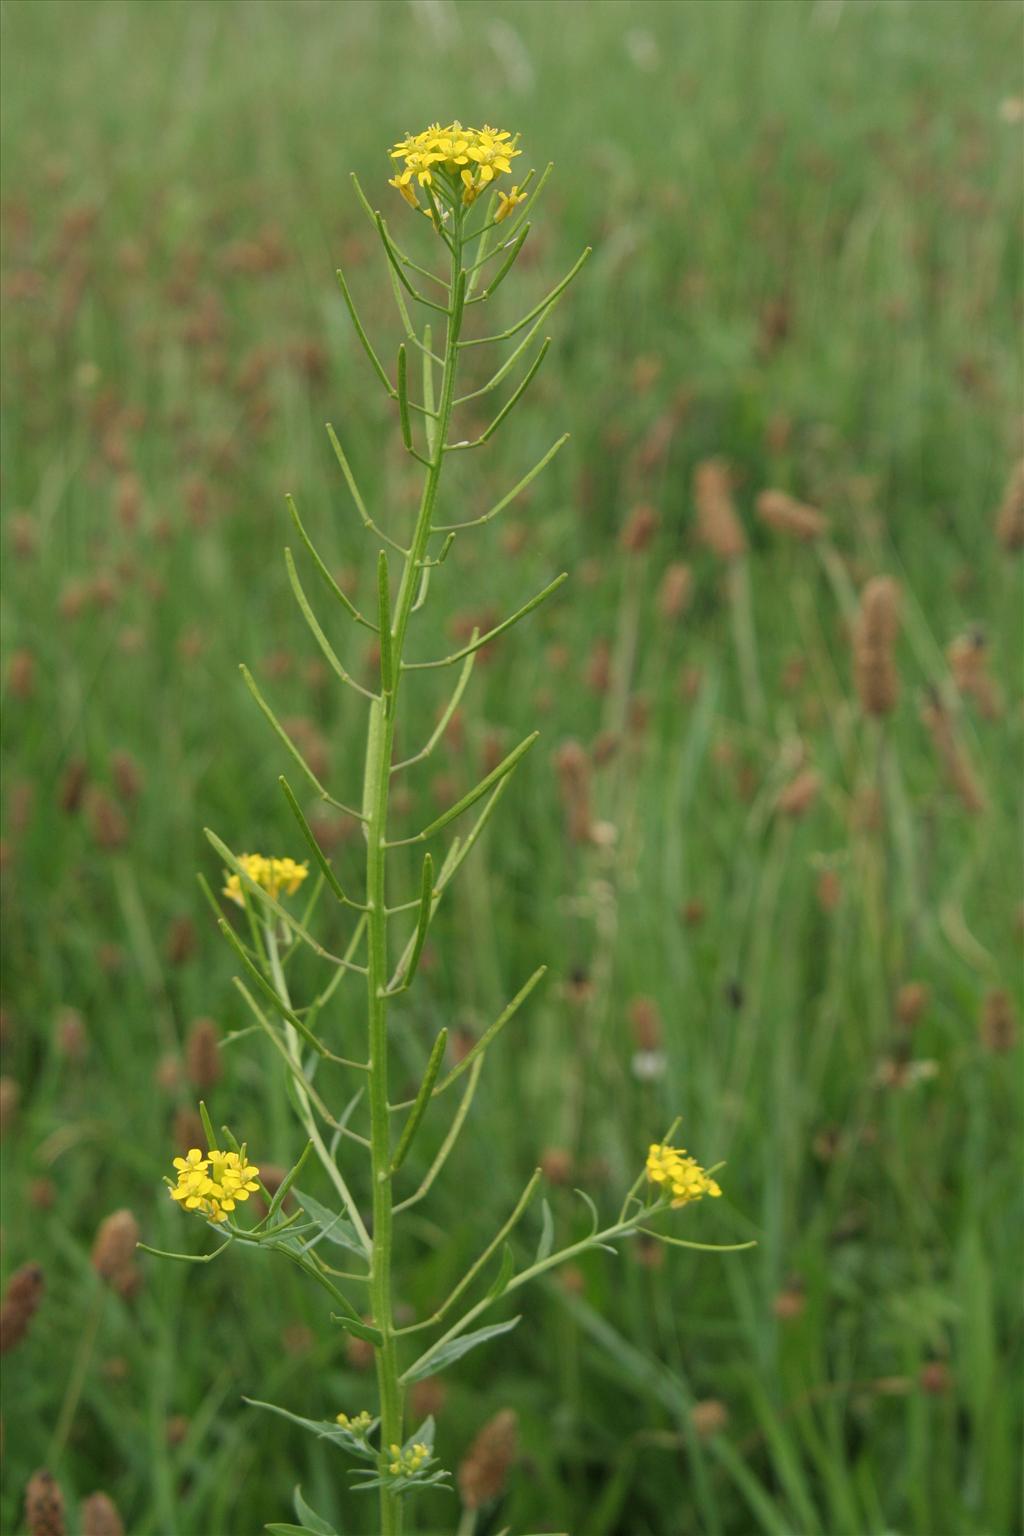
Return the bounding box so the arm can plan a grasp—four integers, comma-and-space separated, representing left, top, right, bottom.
249, 1408, 447, 1536
144, 1096, 751, 1519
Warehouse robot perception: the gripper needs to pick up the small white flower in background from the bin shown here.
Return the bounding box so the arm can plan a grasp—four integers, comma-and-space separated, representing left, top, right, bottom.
624, 28, 658, 72
631, 1050, 667, 1083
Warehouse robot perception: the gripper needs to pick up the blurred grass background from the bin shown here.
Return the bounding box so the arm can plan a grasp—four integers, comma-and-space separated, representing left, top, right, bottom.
1, 1, 1022, 1533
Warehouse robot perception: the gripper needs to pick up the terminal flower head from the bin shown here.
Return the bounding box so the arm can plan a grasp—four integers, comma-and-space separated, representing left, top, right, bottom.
223, 853, 308, 908
646, 1141, 722, 1207
169, 1145, 260, 1223
389, 121, 521, 212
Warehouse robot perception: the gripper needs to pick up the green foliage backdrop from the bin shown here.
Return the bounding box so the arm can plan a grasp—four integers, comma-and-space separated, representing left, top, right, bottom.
1, 2, 1021, 1533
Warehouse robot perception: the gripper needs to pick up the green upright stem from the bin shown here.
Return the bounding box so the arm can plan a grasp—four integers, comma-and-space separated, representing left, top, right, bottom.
363, 208, 465, 1536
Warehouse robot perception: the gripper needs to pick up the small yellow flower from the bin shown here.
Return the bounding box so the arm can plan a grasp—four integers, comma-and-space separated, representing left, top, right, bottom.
388, 174, 420, 210
223, 853, 309, 908
646, 1141, 722, 1208
169, 1145, 260, 1223
496, 185, 526, 223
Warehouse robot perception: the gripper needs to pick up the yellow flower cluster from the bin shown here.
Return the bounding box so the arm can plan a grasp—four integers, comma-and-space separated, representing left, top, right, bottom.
389, 121, 522, 210
388, 1441, 430, 1477
647, 1142, 722, 1207
222, 853, 308, 908
336, 1410, 373, 1435
169, 1146, 260, 1223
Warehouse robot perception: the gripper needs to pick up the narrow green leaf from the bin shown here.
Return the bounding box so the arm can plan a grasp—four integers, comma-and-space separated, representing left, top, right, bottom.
284, 547, 374, 700
278, 777, 353, 907
435, 434, 569, 532
412, 733, 538, 842
293, 1488, 338, 1536
217, 918, 327, 1059
405, 1414, 436, 1452
461, 245, 591, 348
240, 664, 334, 805
481, 221, 530, 298
486, 1242, 515, 1302
452, 310, 546, 406
286, 493, 377, 632
537, 1199, 554, 1263
397, 342, 412, 451
391, 853, 433, 993
451, 263, 467, 326
377, 550, 394, 695
434, 966, 547, 1095
391, 646, 477, 772
335, 265, 393, 397
402, 1315, 522, 1384
636, 1229, 758, 1254
207, 827, 349, 965
137, 1239, 230, 1264
198, 1100, 217, 1148
326, 421, 376, 531
374, 210, 449, 313
421, 323, 436, 456
390, 1026, 447, 1175
196, 870, 237, 935
478, 337, 551, 443
574, 1187, 600, 1238
404, 573, 568, 670
266, 1142, 314, 1223
243, 1396, 377, 1461
497, 161, 551, 245
330, 1311, 383, 1346
293, 1188, 366, 1258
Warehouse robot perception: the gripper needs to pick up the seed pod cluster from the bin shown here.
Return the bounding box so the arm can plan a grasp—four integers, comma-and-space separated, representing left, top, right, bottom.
775, 768, 821, 818
0, 1263, 45, 1353
980, 989, 1017, 1053
91, 1209, 142, 1299
25, 1469, 65, 1536
694, 458, 747, 560
658, 561, 693, 620
756, 489, 828, 541
920, 692, 986, 814
457, 1408, 519, 1510
553, 740, 594, 844
946, 630, 1001, 719
853, 576, 900, 716
81, 1492, 125, 1536
995, 460, 1024, 551
184, 1016, 222, 1088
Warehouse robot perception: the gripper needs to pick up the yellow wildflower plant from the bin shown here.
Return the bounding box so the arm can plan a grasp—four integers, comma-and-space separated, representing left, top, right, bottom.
646, 1142, 723, 1207
222, 852, 308, 908
389, 120, 520, 210
169, 1146, 260, 1223
152, 124, 750, 1535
